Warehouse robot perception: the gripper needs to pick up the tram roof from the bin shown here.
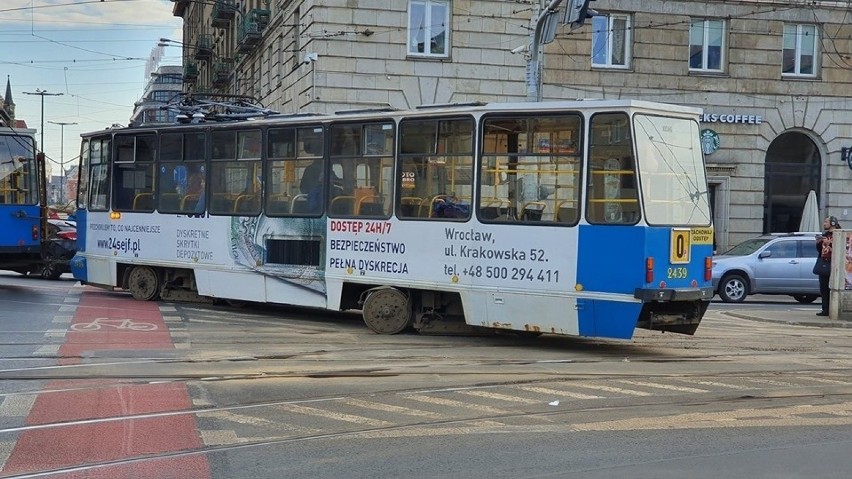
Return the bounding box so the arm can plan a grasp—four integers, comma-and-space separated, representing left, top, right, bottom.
83, 99, 702, 137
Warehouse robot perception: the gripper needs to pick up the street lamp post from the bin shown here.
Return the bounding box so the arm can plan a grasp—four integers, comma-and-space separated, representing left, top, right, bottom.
22, 89, 63, 152
48, 120, 77, 204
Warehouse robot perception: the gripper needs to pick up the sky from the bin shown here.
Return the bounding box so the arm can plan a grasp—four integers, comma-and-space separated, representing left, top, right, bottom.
1, 0, 183, 177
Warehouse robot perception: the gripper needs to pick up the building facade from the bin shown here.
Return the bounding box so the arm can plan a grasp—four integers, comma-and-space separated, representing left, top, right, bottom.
129, 65, 185, 126
171, 0, 852, 252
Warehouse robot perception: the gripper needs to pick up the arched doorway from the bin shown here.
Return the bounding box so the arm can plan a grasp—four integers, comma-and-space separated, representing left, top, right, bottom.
763, 131, 821, 233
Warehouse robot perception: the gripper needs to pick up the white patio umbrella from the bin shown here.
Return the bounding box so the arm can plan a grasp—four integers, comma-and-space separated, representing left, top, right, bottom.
799, 190, 821, 232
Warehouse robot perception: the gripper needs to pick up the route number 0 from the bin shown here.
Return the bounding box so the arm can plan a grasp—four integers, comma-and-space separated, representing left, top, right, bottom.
670, 229, 691, 264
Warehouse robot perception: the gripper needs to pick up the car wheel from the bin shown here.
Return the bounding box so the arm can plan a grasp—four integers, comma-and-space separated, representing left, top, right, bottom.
719, 273, 748, 303
40, 251, 63, 280
792, 294, 818, 304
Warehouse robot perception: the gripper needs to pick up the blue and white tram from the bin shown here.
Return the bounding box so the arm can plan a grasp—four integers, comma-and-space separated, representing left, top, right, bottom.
70, 100, 713, 339
0, 127, 47, 275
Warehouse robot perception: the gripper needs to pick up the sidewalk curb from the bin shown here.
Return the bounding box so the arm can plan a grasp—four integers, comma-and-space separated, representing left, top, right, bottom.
723, 311, 852, 328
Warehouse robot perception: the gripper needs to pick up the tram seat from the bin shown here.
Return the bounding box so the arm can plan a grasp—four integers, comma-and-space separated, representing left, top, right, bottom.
211, 194, 233, 213
521, 201, 546, 221
480, 199, 508, 220
556, 200, 578, 223
330, 196, 355, 215
233, 195, 259, 214
160, 193, 180, 211
357, 195, 384, 216
400, 197, 423, 217
267, 195, 291, 215
132, 192, 153, 211
180, 194, 200, 211
290, 194, 312, 214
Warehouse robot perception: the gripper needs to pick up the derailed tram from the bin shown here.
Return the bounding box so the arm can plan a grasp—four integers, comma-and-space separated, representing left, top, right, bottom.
70, 99, 713, 340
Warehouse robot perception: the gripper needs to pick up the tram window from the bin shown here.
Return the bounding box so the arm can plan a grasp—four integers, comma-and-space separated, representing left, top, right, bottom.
88, 137, 111, 211
586, 112, 639, 225
113, 134, 156, 212
209, 129, 261, 216
479, 115, 581, 224
157, 132, 208, 214
634, 114, 710, 226
396, 118, 473, 220
328, 122, 393, 218
77, 139, 90, 208
0, 134, 37, 205
268, 126, 324, 216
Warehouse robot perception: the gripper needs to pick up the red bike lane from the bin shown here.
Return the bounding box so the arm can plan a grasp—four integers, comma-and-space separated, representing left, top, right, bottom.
1, 290, 211, 479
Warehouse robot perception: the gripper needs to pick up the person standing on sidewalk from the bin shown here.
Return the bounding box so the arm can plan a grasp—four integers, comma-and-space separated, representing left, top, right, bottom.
814, 216, 841, 316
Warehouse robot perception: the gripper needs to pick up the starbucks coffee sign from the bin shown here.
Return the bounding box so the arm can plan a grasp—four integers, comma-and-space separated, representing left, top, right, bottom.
701, 129, 720, 155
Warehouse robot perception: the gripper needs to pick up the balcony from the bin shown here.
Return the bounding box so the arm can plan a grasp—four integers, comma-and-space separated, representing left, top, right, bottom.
212, 58, 234, 87
194, 34, 213, 61
183, 62, 199, 82
237, 9, 270, 52
211, 0, 237, 29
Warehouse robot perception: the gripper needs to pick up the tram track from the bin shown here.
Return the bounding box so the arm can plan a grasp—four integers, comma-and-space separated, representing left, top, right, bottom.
3, 374, 852, 479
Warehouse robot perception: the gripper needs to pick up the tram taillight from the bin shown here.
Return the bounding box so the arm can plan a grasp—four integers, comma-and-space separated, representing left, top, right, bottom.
645, 257, 654, 283
31, 225, 39, 241
704, 256, 712, 281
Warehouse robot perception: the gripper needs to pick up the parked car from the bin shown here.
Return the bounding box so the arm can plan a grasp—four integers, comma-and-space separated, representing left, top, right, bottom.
712, 232, 821, 303
40, 219, 77, 280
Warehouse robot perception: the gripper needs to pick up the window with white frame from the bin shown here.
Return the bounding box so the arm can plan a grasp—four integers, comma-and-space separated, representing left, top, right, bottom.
408, 0, 450, 57
591, 13, 631, 68
783, 24, 818, 77
689, 19, 725, 72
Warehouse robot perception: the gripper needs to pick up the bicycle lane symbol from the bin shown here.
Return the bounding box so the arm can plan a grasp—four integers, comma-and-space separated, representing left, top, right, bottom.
70, 317, 159, 332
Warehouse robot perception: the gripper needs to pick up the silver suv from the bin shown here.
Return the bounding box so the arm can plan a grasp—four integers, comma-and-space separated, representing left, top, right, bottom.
712, 233, 821, 303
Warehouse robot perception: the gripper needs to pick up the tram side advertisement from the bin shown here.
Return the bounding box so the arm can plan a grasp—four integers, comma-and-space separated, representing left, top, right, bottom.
327, 219, 575, 291
87, 217, 222, 263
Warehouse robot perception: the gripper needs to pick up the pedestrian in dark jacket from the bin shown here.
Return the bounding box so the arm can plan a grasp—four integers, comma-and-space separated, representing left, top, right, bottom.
814, 215, 840, 316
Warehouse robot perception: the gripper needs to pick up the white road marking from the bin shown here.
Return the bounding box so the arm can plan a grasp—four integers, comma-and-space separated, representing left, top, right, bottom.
517, 385, 602, 400
402, 394, 510, 415
340, 398, 443, 419
457, 390, 542, 405
0, 395, 36, 417
275, 403, 393, 427
616, 380, 708, 394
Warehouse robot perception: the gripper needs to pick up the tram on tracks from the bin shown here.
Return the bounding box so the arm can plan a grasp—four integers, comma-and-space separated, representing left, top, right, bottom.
70, 98, 713, 339
0, 126, 51, 276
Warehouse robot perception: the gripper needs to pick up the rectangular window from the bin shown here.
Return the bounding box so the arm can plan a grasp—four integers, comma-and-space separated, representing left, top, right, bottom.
87, 137, 111, 211
209, 129, 262, 215
113, 134, 156, 212
635, 115, 711, 226
689, 19, 725, 72
267, 126, 324, 216
328, 122, 395, 218
591, 14, 631, 68
0, 134, 37, 205
397, 117, 473, 220
480, 115, 582, 224
783, 23, 818, 77
586, 113, 638, 225
408, 0, 450, 57
158, 132, 207, 215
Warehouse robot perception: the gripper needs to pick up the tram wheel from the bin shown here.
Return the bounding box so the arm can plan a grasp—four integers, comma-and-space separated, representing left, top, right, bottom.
127, 266, 161, 301
362, 287, 413, 335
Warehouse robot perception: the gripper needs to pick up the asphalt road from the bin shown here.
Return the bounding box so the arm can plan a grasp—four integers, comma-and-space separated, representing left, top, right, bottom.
0, 274, 851, 478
